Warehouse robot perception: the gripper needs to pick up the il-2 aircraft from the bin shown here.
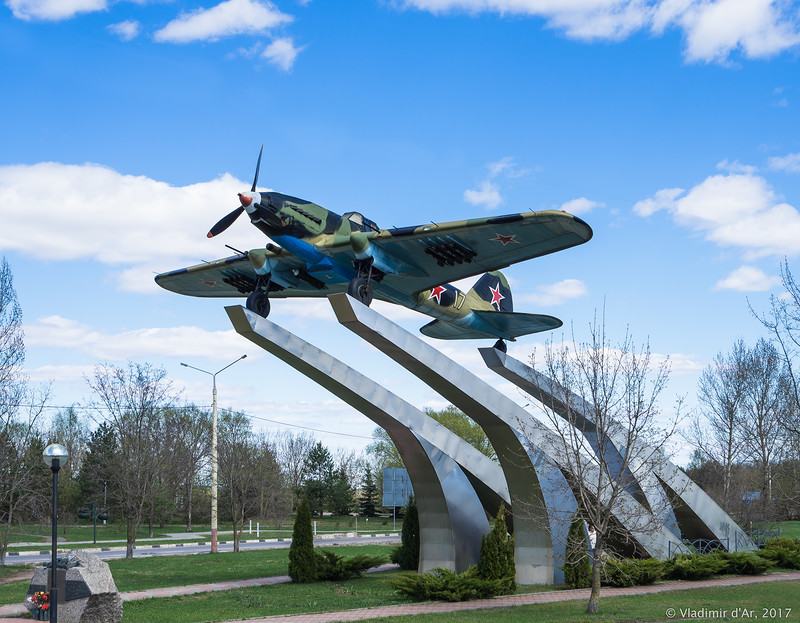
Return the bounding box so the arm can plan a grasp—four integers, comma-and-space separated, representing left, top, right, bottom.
155, 149, 593, 350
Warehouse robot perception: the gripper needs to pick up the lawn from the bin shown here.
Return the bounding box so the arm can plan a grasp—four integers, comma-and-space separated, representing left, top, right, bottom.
0, 545, 396, 605
123, 576, 800, 623
377, 580, 800, 623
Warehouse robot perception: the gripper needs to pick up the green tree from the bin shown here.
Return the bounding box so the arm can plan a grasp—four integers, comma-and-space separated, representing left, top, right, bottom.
327, 466, 354, 516
563, 512, 592, 589
392, 496, 419, 571
358, 465, 379, 517
476, 504, 515, 592
301, 442, 334, 516
288, 496, 317, 583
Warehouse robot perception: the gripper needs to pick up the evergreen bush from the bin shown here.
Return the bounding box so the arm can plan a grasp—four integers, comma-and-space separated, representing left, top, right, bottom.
476, 504, 515, 593
562, 512, 592, 589
391, 496, 420, 571
388, 568, 509, 602
663, 553, 727, 580
602, 557, 664, 587
314, 550, 386, 580
288, 497, 317, 583
715, 551, 773, 575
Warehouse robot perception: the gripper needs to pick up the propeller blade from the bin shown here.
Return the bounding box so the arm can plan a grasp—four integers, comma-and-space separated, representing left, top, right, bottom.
251, 145, 263, 192
207, 206, 244, 238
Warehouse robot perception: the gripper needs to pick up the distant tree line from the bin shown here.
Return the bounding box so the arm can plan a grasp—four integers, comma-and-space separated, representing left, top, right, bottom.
687, 260, 800, 525
0, 257, 384, 564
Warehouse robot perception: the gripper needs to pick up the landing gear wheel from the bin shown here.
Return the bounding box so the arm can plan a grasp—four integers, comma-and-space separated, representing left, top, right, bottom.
493, 339, 507, 353
246, 290, 271, 317
348, 277, 373, 306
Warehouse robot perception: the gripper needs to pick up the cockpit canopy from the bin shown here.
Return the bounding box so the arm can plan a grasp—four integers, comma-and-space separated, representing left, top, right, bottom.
343, 211, 380, 233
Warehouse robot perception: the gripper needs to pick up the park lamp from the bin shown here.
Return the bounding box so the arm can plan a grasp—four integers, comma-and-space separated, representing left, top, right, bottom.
43, 444, 69, 471
44, 443, 69, 623
180, 354, 247, 553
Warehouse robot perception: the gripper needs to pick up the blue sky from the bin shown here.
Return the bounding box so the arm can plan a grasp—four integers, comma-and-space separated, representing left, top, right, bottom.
2, 0, 800, 463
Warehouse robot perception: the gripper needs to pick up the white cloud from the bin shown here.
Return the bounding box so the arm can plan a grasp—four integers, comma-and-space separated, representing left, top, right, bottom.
108, 20, 141, 41
25, 315, 265, 362
716, 159, 758, 174
154, 0, 292, 44
262, 37, 304, 71
769, 152, 800, 173
632, 187, 685, 217
560, 197, 605, 215
6, 0, 106, 21
656, 0, 800, 64
0, 161, 269, 292
634, 171, 800, 258
464, 180, 503, 209
714, 265, 780, 291
523, 278, 588, 306
400, 0, 800, 63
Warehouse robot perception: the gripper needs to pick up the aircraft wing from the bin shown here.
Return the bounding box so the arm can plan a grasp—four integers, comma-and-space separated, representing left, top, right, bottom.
352, 209, 592, 292
154, 249, 350, 299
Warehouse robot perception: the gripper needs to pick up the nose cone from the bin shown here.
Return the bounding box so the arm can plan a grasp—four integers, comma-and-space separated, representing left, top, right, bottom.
239, 192, 253, 207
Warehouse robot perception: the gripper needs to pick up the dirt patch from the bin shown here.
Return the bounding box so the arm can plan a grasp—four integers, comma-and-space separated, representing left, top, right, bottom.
0, 569, 31, 585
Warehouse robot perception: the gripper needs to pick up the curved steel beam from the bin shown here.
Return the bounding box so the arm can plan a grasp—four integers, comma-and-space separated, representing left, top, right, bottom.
226, 305, 494, 572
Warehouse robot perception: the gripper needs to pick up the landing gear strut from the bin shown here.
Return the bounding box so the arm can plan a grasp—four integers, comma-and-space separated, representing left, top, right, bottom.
246, 273, 272, 317
348, 259, 374, 306
493, 339, 507, 353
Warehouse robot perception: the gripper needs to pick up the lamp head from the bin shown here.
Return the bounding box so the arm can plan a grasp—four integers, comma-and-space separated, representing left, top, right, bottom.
43, 443, 69, 471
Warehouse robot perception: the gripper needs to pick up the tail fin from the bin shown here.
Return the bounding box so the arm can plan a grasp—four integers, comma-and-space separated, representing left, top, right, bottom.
419, 270, 562, 340
468, 270, 514, 313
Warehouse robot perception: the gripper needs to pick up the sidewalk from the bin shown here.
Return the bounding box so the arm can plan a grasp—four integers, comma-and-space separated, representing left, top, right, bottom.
1, 569, 798, 623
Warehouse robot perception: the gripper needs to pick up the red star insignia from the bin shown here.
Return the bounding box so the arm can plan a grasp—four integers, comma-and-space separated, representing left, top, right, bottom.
429, 285, 447, 305
491, 233, 518, 246
202, 280, 217, 287
490, 283, 505, 310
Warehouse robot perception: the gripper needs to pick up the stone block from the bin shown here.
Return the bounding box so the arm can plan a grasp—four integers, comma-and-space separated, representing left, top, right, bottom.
26, 550, 123, 623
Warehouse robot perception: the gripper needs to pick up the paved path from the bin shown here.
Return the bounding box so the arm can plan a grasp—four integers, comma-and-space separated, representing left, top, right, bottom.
1, 569, 798, 622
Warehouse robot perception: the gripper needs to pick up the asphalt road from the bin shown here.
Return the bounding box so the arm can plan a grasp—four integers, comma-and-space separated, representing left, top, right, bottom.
5, 533, 400, 565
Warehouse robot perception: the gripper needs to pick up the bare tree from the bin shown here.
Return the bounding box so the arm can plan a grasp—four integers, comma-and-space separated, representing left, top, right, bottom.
253, 433, 291, 529
528, 317, 678, 614
740, 338, 787, 520
274, 430, 315, 508
218, 410, 260, 551
86, 362, 177, 558
0, 258, 50, 564
165, 406, 211, 531
688, 339, 749, 509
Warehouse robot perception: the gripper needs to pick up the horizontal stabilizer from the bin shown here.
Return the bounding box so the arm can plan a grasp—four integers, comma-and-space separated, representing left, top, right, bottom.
419, 311, 562, 341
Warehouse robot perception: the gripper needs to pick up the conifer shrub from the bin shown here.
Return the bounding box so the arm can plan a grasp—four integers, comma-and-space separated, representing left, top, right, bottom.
387, 568, 509, 602
391, 496, 420, 571
602, 557, 664, 587
757, 539, 800, 569
476, 504, 515, 593
663, 553, 727, 580
314, 550, 387, 581
715, 551, 774, 575
288, 497, 317, 583
562, 512, 592, 589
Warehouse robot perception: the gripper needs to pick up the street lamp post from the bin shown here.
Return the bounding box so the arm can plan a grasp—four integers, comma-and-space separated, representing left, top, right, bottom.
181, 355, 247, 553
43, 443, 69, 623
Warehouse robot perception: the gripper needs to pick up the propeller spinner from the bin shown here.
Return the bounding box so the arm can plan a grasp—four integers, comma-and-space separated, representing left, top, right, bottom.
207, 145, 263, 238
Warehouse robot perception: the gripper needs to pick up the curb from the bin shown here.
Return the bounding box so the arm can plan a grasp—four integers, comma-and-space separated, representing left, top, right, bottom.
6, 533, 400, 558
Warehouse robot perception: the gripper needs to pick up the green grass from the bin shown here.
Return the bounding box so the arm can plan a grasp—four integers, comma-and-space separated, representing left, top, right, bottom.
777, 521, 800, 540
122, 571, 411, 622
0, 545, 396, 605
123, 576, 800, 623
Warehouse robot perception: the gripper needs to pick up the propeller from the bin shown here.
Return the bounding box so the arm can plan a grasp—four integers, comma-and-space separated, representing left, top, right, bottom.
207, 145, 263, 239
